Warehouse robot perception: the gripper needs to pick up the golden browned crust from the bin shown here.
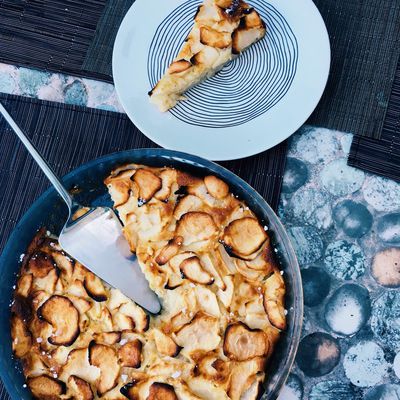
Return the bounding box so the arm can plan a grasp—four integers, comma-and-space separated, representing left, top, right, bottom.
27, 375, 66, 400
11, 165, 285, 400
147, 382, 178, 400
69, 375, 94, 400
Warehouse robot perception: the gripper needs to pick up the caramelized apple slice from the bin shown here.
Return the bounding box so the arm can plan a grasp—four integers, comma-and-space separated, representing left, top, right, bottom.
153, 329, 181, 357
200, 254, 226, 290
147, 383, 178, 400
168, 60, 192, 74
177, 171, 202, 187
105, 177, 131, 207
263, 270, 286, 330
156, 236, 183, 265
89, 342, 120, 396
52, 252, 74, 279
200, 26, 232, 48
228, 358, 266, 400
180, 256, 214, 285
235, 260, 263, 281
83, 270, 107, 302
186, 376, 229, 399
232, 27, 265, 54
170, 311, 194, 333
154, 169, 177, 201
118, 339, 142, 368
216, 244, 237, 275
173, 195, 203, 220
217, 275, 234, 308
93, 331, 122, 345
204, 176, 229, 199
223, 323, 268, 361
37, 295, 80, 346
175, 314, 220, 353
132, 169, 162, 204
34, 268, 59, 293
245, 245, 275, 272
223, 218, 267, 259
67, 278, 89, 298
176, 212, 218, 245
69, 296, 92, 314
118, 302, 149, 333
242, 9, 264, 29
68, 375, 94, 400
107, 288, 129, 310
27, 375, 66, 399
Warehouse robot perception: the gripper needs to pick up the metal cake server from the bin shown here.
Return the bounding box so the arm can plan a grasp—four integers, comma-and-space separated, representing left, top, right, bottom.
0, 103, 161, 314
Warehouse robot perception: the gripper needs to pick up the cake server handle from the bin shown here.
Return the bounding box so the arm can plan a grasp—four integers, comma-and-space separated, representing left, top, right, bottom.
0, 102, 75, 211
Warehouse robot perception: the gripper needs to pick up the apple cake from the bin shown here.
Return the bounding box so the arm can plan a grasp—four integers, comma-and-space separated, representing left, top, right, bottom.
11, 165, 286, 400
149, 0, 266, 111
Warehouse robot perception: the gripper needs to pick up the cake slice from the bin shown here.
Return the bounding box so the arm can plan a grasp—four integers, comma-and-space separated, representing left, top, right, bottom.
149, 0, 266, 112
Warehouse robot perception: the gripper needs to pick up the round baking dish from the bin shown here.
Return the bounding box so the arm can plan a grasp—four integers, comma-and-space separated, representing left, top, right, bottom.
0, 149, 303, 399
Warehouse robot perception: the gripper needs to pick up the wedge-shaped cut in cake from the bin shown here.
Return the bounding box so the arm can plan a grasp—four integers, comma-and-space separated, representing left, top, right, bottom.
149, 0, 266, 111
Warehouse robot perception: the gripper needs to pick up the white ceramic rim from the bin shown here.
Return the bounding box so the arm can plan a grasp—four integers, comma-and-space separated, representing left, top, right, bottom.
112, 0, 331, 161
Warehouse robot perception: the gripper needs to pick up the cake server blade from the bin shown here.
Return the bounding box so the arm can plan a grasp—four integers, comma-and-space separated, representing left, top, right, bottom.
59, 207, 161, 314
0, 102, 161, 314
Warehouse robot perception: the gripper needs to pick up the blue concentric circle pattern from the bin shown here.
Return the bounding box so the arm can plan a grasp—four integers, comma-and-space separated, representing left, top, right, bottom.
147, 0, 299, 128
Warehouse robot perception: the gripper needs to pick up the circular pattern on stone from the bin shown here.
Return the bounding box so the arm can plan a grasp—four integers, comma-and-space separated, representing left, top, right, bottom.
282, 158, 309, 194
371, 291, 400, 349
290, 188, 332, 229
64, 80, 88, 105
19, 67, 50, 97
296, 332, 340, 377
344, 341, 388, 387
372, 248, 400, 288
324, 240, 365, 280
321, 158, 365, 196
293, 127, 340, 163
148, 0, 298, 128
277, 374, 303, 400
333, 200, 373, 238
288, 226, 324, 266
301, 267, 331, 307
309, 380, 361, 400
377, 213, 400, 245
324, 283, 371, 336
393, 353, 400, 379
363, 176, 400, 212
364, 384, 400, 400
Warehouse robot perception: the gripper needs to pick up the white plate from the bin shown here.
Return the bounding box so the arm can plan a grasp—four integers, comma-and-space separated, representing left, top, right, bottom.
113, 0, 330, 161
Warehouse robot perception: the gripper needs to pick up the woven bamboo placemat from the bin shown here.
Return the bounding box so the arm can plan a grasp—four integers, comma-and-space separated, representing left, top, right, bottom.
1, 0, 400, 141
348, 57, 400, 181
308, 0, 400, 140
